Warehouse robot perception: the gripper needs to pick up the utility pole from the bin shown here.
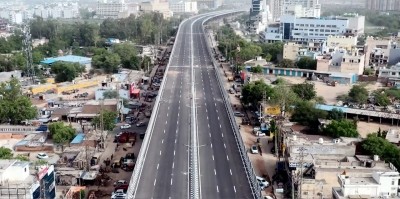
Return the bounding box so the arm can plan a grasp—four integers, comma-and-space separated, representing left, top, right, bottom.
100, 99, 105, 149
22, 24, 34, 83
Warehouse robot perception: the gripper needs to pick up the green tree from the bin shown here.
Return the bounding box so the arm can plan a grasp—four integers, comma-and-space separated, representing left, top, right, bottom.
323, 120, 358, 138
238, 44, 262, 61
251, 65, 263, 73
92, 110, 118, 131
48, 122, 76, 144
92, 51, 121, 74
362, 134, 400, 170
15, 154, 29, 161
278, 59, 295, 68
103, 90, 118, 99
373, 91, 390, 106
363, 68, 375, 76
113, 43, 140, 69
291, 101, 327, 129
260, 42, 283, 62
328, 108, 345, 120
0, 147, 12, 159
270, 83, 300, 113
348, 85, 368, 104
241, 80, 274, 107
32, 50, 45, 64
292, 82, 316, 101
296, 57, 317, 70
0, 78, 37, 124
51, 62, 85, 83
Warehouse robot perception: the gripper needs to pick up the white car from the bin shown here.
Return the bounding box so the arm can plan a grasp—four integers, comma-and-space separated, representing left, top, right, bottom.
120, 124, 131, 129
37, 153, 49, 159
257, 176, 269, 187
250, 145, 259, 154
111, 193, 126, 199
113, 180, 127, 186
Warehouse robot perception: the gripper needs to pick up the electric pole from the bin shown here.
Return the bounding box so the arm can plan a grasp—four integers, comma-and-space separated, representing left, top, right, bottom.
22, 24, 34, 83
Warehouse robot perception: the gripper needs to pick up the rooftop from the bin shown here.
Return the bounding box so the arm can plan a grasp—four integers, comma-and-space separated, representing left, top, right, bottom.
41, 55, 91, 65
385, 129, 400, 144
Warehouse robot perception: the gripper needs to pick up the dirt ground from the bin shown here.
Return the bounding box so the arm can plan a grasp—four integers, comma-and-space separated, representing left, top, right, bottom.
357, 121, 399, 138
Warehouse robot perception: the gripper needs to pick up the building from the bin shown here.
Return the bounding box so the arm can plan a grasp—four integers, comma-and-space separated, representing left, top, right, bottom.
169, 1, 198, 14
366, 0, 400, 11
96, 0, 128, 19
283, 42, 320, 61
260, 14, 364, 44
140, 0, 172, 19
41, 55, 92, 72
364, 37, 400, 69
385, 129, 400, 145
378, 63, 400, 79
247, 0, 271, 34
282, 0, 321, 18
317, 48, 365, 75
195, 0, 220, 10
269, 0, 282, 21
323, 35, 357, 53
343, 13, 365, 36
332, 171, 400, 198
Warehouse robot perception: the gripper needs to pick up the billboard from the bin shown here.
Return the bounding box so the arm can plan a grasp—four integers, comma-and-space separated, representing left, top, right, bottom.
264, 106, 281, 116
32, 165, 56, 199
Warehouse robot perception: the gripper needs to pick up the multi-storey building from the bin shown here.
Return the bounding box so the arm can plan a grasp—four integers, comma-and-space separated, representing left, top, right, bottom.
366, 0, 400, 11
195, 0, 220, 9
317, 48, 365, 75
140, 0, 172, 19
96, 0, 128, 19
282, 0, 321, 18
169, 1, 198, 14
247, 0, 271, 34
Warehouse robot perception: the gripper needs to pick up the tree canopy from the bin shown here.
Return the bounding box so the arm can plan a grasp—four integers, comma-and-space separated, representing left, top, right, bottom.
327, 108, 345, 120
291, 101, 327, 129
48, 122, 76, 144
92, 50, 121, 74
296, 57, 317, 70
292, 82, 316, 101
278, 59, 295, 68
348, 85, 369, 104
0, 147, 12, 159
113, 43, 141, 70
92, 110, 118, 131
0, 78, 37, 124
241, 80, 274, 107
322, 119, 359, 138
362, 134, 400, 170
51, 62, 85, 83
251, 65, 263, 74
103, 90, 118, 99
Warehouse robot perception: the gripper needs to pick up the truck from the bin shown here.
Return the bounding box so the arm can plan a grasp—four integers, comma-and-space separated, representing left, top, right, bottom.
115, 132, 137, 144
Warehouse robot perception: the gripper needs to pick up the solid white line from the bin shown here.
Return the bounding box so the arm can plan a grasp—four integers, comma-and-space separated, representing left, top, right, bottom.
157, 164, 159, 170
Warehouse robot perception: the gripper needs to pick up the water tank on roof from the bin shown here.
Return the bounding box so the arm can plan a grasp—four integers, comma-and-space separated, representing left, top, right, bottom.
318, 138, 324, 144
373, 155, 379, 161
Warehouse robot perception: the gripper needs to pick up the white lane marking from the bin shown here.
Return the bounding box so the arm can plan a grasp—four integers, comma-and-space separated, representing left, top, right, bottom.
174, 150, 176, 156
164, 130, 166, 134
206, 109, 207, 112
217, 186, 219, 192
208, 124, 210, 128
175, 139, 177, 144
168, 107, 170, 110
172, 162, 175, 169
178, 112, 180, 117
154, 179, 157, 186
209, 132, 211, 137
162, 139, 164, 144
160, 151, 162, 155
211, 143, 213, 148
222, 133, 224, 138
216, 109, 218, 113
227, 155, 229, 161
220, 124, 222, 128
212, 155, 214, 160
157, 164, 159, 170
171, 178, 173, 185
166, 121, 168, 124
167, 113, 169, 117
215, 103, 217, 106
207, 116, 208, 120
230, 169, 232, 175
224, 143, 226, 148
233, 186, 236, 193
214, 169, 216, 175
218, 116, 220, 120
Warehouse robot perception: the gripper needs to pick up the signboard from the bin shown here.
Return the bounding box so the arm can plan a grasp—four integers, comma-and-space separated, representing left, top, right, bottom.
264, 106, 281, 116
37, 166, 48, 180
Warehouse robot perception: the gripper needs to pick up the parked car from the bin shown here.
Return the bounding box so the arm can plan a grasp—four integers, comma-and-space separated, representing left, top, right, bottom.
256, 176, 269, 187
250, 145, 259, 154
37, 153, 49, 159
114, 180, 127, 186
120, 124, 131, 129
228, 88, 235, 94
136, 122, 146, 127
234, 112, 245, 117
140, 132, 145, 139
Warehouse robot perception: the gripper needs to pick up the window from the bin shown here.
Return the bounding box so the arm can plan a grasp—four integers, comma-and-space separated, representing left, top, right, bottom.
309, 29, 314, 31
332, 25, 337, 28
321, 25, 325, 27
392, 180, 395, 185
310, 24, 314, 27
327, 25, 331, 27
316, 24, 320, 27
392, 72, 396, 76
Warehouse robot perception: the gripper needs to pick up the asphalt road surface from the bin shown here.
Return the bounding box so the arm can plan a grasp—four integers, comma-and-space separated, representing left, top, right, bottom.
133, 14, 253, 199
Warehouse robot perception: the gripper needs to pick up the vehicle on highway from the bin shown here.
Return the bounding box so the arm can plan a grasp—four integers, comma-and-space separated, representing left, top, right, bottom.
234, 112, 245, 117
37, 153, 49, 159
136, 122, 146, 127
250, 145, 259, 154
120, 124, 131, 129
256, 176, 269, 187
113, 180, 127, 186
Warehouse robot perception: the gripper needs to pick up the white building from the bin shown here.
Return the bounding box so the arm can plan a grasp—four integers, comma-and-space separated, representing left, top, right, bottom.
247, 0, 271, 34
379, 63, 400, 79
96, 0, 128, 19
332, 171, 400, 199
169, 1, 198, 14
140, 0, 172, 19
282, 0, 321, 18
